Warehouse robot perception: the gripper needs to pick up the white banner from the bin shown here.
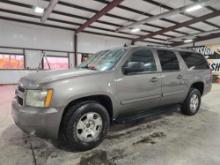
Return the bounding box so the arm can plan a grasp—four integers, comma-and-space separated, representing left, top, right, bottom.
207, 59, 220, 74
193, 44, 220, 74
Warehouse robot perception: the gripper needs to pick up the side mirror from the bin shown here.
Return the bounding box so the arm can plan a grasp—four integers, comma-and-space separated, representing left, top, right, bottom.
122, 62, 145, 75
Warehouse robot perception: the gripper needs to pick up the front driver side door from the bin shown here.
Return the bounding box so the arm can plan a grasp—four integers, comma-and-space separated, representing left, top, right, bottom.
116, 47, 162, 116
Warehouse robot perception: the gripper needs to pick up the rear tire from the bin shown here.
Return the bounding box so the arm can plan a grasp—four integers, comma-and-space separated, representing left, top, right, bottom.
181, 88, 201, 115
60, 101, 110, 151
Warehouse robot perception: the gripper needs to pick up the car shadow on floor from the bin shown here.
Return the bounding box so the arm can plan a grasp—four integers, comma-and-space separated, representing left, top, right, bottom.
1, 103, 209, 153
52, 105, 181, 151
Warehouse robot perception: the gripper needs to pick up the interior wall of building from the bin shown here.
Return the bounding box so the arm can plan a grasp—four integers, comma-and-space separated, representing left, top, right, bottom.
78, 33, 131, 53
0, 20, 131, 84
0, 20, 73, 51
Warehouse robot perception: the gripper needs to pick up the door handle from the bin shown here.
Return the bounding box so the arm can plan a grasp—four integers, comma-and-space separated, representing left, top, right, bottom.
151, 77, 159, 82
177, 74, 183, 79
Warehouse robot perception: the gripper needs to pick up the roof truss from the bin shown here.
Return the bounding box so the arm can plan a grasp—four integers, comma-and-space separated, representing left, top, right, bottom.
0, 0, 220, 45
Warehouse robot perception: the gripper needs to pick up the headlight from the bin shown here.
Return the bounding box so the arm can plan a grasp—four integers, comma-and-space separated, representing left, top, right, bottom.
26, 89, 53, 108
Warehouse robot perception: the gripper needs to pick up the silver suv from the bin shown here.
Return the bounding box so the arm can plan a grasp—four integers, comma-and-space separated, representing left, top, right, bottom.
12, 46, 212, 150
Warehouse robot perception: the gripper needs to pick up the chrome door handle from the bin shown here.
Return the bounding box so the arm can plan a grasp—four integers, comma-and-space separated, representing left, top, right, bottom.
151, 77, 159, 82
177, 74, 183, 79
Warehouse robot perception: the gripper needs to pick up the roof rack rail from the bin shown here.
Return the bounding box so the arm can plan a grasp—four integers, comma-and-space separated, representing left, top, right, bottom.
145, 44, 198, 52
122, 44, 197, 52
145, 44, 172, 48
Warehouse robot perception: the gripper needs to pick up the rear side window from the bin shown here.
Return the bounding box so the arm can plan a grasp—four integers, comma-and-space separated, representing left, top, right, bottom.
179, 52, 209, 69
157, 50, 180, 71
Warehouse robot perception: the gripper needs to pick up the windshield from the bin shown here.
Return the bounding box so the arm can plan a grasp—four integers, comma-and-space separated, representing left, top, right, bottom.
79, 48, 126, 71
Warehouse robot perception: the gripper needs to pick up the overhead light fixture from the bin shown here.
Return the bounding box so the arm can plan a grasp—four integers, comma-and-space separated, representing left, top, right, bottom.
185, 4, 203, 13
34, 6, 44, 13
184, 39, 193, 43
131, 28, 141, 33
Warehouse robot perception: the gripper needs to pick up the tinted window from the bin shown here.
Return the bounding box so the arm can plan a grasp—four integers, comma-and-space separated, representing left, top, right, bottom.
124, 48, 157, 74
158, 50, 179, 71
179, 52, 209, 69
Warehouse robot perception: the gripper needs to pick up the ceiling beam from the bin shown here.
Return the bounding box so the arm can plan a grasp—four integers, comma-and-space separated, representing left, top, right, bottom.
41, 0, 59, 23
132, 10, 220, 43
143, 0, 220, 31
0, 16, 170, 45
1, 0, 171, 37
0, 7, 171, 44
0, 15, 75, 31
0, 16, 135, 42
117, 0, 209, 31
75, 0, 123, 33
0, 0, 176, 43
1, 1, 124, 29
172, 32, 220, 46
94, 0, 190, 37
169, 29, 220, 42
53, 0, 186, 36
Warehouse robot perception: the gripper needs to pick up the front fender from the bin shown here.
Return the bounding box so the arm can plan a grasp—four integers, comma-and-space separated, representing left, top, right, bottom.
46, 73, 118, 118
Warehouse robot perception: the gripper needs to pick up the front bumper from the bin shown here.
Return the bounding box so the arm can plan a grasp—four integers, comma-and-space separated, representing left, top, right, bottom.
11, 99, 63, 139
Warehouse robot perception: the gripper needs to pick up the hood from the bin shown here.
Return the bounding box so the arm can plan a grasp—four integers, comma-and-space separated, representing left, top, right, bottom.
23, 68, 98, 85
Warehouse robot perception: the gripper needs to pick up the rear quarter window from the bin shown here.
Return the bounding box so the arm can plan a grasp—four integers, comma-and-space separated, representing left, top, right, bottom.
179, 52, 209, 70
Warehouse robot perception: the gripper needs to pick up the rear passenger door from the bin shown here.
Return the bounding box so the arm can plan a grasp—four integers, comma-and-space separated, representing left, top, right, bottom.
157, 49, 187, 105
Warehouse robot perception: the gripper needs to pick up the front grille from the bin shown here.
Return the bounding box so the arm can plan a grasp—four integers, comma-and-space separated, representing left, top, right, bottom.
15, 85, 25, 106
16, 96, 23, 106
18, 86, 25, 92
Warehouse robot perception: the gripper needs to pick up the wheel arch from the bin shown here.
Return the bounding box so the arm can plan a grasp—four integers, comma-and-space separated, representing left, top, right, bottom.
59, 95, 114, 134
191, 81, 204, 95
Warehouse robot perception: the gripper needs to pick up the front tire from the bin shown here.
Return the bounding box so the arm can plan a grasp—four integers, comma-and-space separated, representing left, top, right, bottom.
60, 101, 110, 151
181, 88, 201, 115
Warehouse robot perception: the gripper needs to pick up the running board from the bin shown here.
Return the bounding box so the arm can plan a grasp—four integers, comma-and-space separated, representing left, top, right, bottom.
114, 105, 180, 124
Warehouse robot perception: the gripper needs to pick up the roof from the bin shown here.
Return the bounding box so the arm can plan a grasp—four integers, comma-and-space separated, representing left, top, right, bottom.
0, 0, 220, 46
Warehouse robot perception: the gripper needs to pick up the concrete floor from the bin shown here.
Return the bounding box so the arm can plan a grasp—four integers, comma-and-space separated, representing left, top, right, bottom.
1, 84, 220, 165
